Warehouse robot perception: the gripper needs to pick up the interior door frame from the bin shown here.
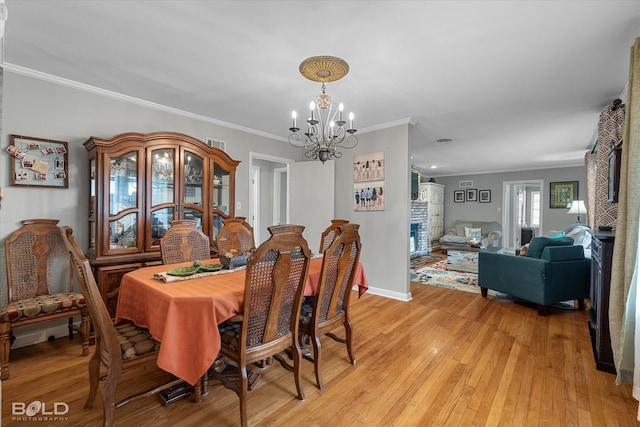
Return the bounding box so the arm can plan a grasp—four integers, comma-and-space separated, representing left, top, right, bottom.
248, 152, 294, 243
502, 179, 543, 251
273, 166, 288, 225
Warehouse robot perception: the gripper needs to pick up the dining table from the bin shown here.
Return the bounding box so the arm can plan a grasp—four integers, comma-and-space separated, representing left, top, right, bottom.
115, 256, 368, 389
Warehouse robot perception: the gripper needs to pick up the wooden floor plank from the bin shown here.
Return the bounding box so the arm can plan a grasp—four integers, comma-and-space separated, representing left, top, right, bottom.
1, 282, 639, 426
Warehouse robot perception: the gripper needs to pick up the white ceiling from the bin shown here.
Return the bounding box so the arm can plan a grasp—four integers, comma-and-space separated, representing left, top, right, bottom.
3, 1, 640, 176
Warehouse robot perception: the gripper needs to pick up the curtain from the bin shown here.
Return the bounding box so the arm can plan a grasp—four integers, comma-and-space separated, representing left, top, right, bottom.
610, 38, 640, 399
585, 151, 597, 228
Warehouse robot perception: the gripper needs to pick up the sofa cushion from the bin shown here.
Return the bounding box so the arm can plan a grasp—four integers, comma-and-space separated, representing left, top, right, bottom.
526, 236, 574, 259
455, 222, 473, 236
541, 245, 585, 262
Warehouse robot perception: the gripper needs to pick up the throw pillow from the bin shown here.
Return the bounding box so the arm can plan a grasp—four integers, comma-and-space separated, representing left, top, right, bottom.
464, 227, 482, 238
519, 244, 529, 256
549, 232, 565, 239
525, 236, 574, 258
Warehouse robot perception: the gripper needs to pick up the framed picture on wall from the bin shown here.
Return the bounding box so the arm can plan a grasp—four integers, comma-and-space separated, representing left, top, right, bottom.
466, 188, 477, 202
550, 181, 578, 208
454, 190, 464, 203
479, 190, 491, 203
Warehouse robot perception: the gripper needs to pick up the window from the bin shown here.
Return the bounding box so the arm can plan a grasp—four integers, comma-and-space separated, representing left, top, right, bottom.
530, 191, 541, 227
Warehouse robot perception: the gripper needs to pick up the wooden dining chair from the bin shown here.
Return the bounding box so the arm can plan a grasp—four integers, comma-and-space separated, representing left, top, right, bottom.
159, 219, 211, 264
214, 216, 256, 257
0, 218, 90, 380
299, 222, 362, 390
318, 219, 349, 253
212, 224, 311, 427
60, 226, 184, 427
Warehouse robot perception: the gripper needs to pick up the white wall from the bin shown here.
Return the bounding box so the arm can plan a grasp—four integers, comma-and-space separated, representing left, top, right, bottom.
334, 125, 412, 301
429, 166, 586, 236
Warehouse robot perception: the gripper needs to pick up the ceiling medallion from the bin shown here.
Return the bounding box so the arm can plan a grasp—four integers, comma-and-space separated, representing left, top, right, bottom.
299, 56, 349, 83
289, 56, 358, 163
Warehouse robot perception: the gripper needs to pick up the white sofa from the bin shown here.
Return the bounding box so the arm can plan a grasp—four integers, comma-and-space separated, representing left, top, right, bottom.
439, 220, 502, 251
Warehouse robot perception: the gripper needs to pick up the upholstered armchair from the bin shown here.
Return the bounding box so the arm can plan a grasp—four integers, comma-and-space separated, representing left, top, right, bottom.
478, 237, 590, 316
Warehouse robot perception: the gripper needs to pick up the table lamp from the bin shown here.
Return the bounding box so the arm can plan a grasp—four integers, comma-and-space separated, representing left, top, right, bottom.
567, 200, 587, 223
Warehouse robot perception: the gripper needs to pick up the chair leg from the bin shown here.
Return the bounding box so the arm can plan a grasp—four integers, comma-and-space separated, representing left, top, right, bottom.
239, 365, 249, 427
537, 305, 549, 316
578, 299, 586, 310
310, 334, 323, 390
481, 287, 488, 297
343, 319, 356, 365
0, 323, 11, 380
84, 350, 102, 410
291, 340, 305, 401
101, 371, 120, 427
81, 308, 90, 356
68, 317, 74, 339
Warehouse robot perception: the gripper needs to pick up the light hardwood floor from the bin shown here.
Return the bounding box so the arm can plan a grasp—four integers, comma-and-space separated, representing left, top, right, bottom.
2, 282, 639, 426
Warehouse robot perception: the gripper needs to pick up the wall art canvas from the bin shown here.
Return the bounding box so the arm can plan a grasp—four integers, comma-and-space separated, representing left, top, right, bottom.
353, 152, 384, 182
354, 181, 384, 211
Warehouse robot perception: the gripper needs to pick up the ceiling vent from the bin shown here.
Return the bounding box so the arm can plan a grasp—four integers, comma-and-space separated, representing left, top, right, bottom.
206, 137, 226, 152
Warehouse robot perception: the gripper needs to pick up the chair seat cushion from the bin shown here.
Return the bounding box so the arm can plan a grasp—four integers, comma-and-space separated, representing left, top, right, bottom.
219, 321, 241, 351
115, 323, 160, 359
299, 297, 316, 326
0, 292, 86, 323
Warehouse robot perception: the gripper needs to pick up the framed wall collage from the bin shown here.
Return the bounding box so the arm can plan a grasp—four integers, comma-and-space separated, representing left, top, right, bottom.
7, 134, 69, 188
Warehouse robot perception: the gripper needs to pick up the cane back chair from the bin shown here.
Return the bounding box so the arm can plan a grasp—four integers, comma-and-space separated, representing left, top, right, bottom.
0, 219, 90, 379
318, 219, 349, 253
160, 219, 211, 264
214, 216, 256, 257
299, 222, 362, 389
213, 224, 311, 427
60, 225, 186, 427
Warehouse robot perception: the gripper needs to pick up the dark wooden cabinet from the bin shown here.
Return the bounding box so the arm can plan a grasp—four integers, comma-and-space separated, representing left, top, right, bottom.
84, 132, 240, 317
521, 227, 535, 245
588, 231, 616, 374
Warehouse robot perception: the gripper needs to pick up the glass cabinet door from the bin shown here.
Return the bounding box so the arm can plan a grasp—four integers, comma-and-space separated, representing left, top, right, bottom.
108, 151, 138, 250
89, 158, 96, 251
149, 148, 176, 247
183, 150, 205, 229
211, 163, 232, 238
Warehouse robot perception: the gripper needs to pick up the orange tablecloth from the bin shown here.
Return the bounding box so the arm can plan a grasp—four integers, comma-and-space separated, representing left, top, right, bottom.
115, 257, 367, 385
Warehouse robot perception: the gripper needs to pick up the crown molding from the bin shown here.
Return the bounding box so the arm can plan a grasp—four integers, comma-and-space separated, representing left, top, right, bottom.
358, 117, 417, 134
2, 63, 287, 142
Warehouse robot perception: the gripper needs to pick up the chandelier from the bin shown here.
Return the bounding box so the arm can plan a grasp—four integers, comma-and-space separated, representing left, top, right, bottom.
288, 56, 358, 163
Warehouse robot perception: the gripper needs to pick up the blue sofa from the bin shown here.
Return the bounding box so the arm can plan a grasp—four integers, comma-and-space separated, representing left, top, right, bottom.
478, 237, 590, 316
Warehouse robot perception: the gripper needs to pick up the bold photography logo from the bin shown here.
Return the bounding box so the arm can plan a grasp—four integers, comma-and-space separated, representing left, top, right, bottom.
12, 400, 70, 420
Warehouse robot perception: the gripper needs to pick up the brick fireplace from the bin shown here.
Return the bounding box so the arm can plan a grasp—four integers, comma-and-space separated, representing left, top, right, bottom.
410, 201, 429, 257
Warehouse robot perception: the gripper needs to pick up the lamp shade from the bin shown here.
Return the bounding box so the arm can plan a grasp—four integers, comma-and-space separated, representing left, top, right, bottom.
567, 200, 587, 223
567, 200, 587, 215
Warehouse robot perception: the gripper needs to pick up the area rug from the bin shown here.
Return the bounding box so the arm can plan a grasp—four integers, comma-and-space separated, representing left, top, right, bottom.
410, 253, 446, 270
410, 261, 481, 294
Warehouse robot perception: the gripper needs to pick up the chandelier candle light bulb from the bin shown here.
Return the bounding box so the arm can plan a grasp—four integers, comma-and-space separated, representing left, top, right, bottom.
288, 55, 359, 163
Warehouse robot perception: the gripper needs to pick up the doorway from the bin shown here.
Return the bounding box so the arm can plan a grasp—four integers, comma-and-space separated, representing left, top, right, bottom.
249, 153, 292, 245
502, 179, 543, 252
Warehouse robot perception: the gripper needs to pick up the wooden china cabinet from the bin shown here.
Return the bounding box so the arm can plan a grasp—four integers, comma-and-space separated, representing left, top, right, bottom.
84, 132, 239, 317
